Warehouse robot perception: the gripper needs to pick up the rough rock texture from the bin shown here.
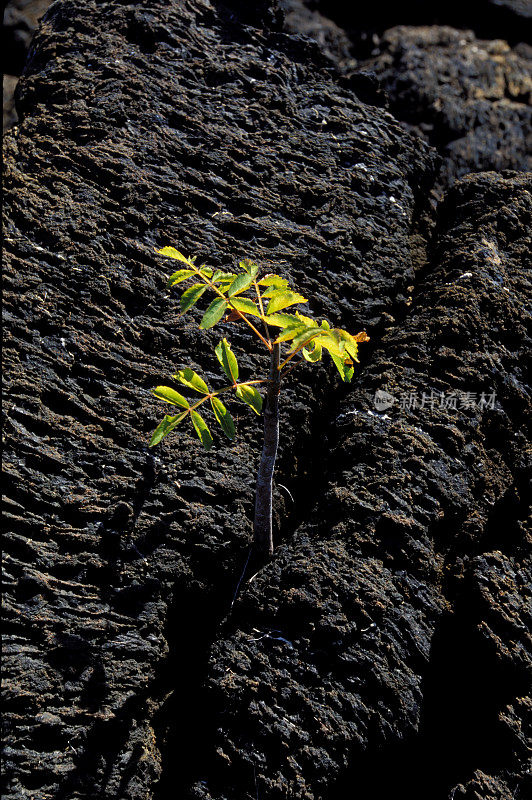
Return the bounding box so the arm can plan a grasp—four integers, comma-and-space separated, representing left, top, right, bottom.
363, 26, 532, 191
188, 172, 532, 800
2, 1, 531, 799
305, 0, 532, 50
282, 4, 531, 194
2, 0, 54, 130
2, 0, 436, 797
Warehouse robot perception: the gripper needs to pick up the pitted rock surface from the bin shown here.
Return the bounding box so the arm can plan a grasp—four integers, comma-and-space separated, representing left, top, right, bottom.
189, 172, 532, 799
363, 26, 532, 191
2, 1, 531, 799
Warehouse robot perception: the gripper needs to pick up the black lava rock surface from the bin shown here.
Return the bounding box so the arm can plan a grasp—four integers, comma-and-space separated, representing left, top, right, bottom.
2, 1, 531, 799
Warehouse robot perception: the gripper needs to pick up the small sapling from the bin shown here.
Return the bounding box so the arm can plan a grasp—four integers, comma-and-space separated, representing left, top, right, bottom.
149, 248, 369, 558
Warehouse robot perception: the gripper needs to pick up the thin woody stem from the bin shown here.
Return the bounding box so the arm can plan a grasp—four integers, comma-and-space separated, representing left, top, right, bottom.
254, 279, 271, 346
253, 342, 280, 559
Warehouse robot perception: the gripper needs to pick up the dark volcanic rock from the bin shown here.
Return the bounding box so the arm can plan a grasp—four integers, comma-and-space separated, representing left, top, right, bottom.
307, 0, 532, 49
2, 0, 54, 130
363, 26, 532, 191
188, 172, 532, 799
2, 0, 437, 798
2, 1, 531, 799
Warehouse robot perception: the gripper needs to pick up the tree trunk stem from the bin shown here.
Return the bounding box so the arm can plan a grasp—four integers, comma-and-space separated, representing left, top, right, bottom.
253, 342, 280, 558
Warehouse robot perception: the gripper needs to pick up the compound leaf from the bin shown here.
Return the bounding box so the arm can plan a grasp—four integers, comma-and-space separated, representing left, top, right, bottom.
190, 411, 213, 450
235, 384, 263, 414
199, 298, 228, 329
274, 324, 307, 344
213, 270, 236, 285
215, 338, 239, 382
318, 330, 345, 359
266, 290, 308, 316
149, 411, 188, 447
211, 396, 236, 440
287, 327, 322, 352
152, 386, 190, 409
174, 368, 209, 394
181, 284, 207, 313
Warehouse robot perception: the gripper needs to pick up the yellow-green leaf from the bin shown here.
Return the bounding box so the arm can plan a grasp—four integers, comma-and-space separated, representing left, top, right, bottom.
174, 368, 209, 394
265, 312, 302, 329
157, 247, 192, 264
258, 274, 288, 289
266, 290, 308, 316
199, 298, 228, 329
152, 386, 190, 408
149, 411, 188, 447
274, 324, 307, 344
317, 330, 345, 359
215, 338, 239, 382
167, 269, 196, 289
181, 284, 207, 313
302, 341, 323, 363
227, 273, 255, 296
239, 259, 259, 278
287, 327, 322, 352
330, 352, 353, 383
228, 297, 262, 318
190, 411, 213, 450
235, 384, 263, 414
211, 396, 236, 439
213, 271, 236, 285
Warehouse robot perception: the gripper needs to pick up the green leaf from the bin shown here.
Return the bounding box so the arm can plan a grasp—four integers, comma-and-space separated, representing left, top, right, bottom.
174, 368, 209, 394
198, 266, 213, 278
266, 290, 308, 315
317, 330, 345, 359
211, 396, 236, 440
199, 298, 228, 329
337, 330, 360, 363
190, 411, 213, 450
152, 386, 190, 409
330, 352, 353, 383
149, 411, 188, 447
235, 384, 263, 414
215, 338, 239, 382
228, 297, 262, 318
274, 324, 307, 344
287, 327, 323, 352
167, 269, 196, 289
227, 273, 255, 296
258, 274, 288, 289
265, 312, 302, 329
157, 247, 192, 264
180, 284, 207, 313
239, 259, 259, 278
344, 361, 354, 382
302, 340, 323, 363
213, 270, 236, 284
